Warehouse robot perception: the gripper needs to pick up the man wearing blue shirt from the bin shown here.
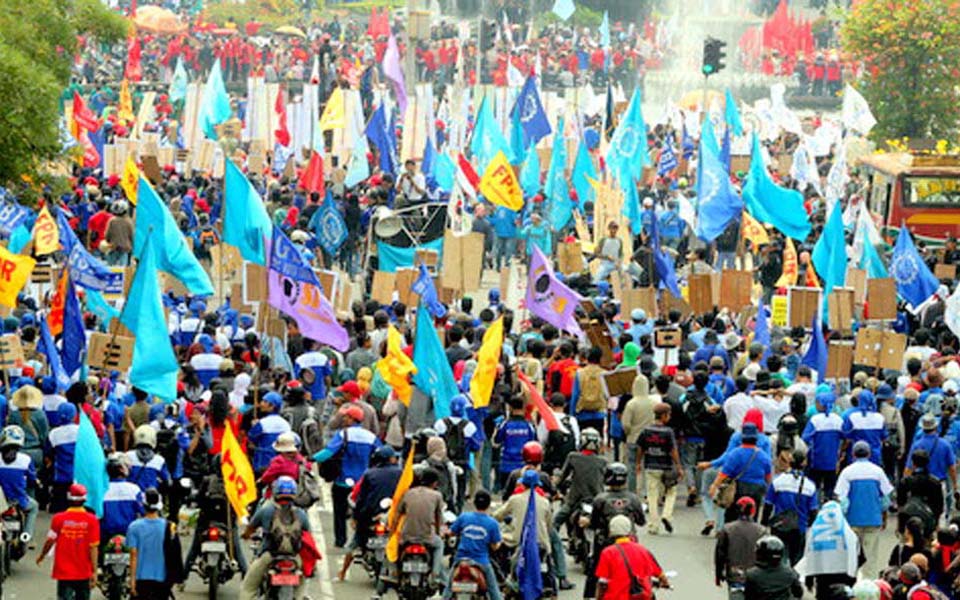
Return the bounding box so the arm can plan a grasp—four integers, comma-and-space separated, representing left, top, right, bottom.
492, 396, 537, 491
0, 425, 38, 540
127, 488, 171, 599
835, 441, 893, 581
442, 490, 503, 600
709, 423, 773, 517
520, 212, 551, 258
763, 449, 819, 565
802, 391, 844, 499
247, 392, 292, 476
906, 413, 958, 492
841, 390, 887, 466
490, 206, 518, 271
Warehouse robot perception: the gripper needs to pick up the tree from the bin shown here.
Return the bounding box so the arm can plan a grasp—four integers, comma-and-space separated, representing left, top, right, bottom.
842, 0, 960, 141
0, 0, 127, 187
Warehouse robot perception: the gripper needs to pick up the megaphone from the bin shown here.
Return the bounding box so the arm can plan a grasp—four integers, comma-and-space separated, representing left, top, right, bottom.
373, 206, 403, 239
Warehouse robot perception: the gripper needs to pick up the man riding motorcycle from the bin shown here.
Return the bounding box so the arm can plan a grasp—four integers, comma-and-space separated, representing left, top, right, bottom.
554, 428, 608, 537
0, 425, 39, 541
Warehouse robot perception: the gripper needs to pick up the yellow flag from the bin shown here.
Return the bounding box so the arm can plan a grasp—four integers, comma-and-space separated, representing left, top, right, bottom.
775, 238, 798, 288
0, 246, 35, 308
470, 317, 504, 408
385, 447, 415, 563
318, 87, 346, 130
220, 425, 257, 519
805, 261, 821, 288
31, 206, 59, 256
380, 325, 417, 405
121, 156, 140, 205
118, 79, 135, 123
478, 151, 524, 211
741, 210, 769, 248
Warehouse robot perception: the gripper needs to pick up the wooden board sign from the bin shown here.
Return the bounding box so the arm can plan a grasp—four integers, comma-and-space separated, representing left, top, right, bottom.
370, 271, 396, 305
720, 270, 753, 311
395, 268, 419, 307
826, 341, 854, 380
846, 267, 867, 305
688, 274, 715, 315
935, 263, 957, 280
866, 278, 897, 320
441, 232, 485, 293
827, 288, 855, 334
622, 286, 658, 319
660, 292, 693, 321
242, 262, 268, 305
87, 333, 134, 372
602, 368, 638, 397
0, 335, 24, 368
788, 287, 821, 328
557, 241, 585, 275
853, 328, 906, 370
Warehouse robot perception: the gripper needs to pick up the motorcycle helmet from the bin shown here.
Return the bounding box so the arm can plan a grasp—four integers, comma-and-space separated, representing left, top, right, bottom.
57, 402, 78, 426
604, 462, 629, 488
273, 476, 297, 499
373, 445, 398, 465
579, 428, 601, 452
777, 414, 799, 437
134, 424, 158, 449
755, 535, 786, 568
0, 425, 25, 449
521, 441, 543, 466
67, 483, 88, 503
106, 452, 128, 479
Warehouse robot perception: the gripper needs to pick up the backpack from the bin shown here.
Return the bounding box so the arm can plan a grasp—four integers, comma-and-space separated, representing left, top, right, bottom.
883, 418, 901, 451
318, 428, 347, 483
901, 494, 937, 539
443, 418, 470, 467
545, 415, 577, 467
267, 502, 303, 556
297, 407, 324, 458
576, 365, 606, 412
156, 423, 181, 474
202, 472, 227, 502
294, 462, 322, 508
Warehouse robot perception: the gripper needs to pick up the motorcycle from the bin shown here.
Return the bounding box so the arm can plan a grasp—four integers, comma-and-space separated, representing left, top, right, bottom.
450, 559, 493, 600
199, 520, 239, 599
0, 506, 27, 577
398, 543, 437, 600
499, 544, 555, 600
359, 511, 389, 580
100, 535, 130, 600
258, 554, 302, 600
567, 502, 594, 567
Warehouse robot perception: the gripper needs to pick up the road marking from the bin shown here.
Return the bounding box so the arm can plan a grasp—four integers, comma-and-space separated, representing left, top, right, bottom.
308, 482, 336, 600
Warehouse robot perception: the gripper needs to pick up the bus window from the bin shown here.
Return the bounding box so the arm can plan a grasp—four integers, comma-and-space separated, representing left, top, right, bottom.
903, 176, 960, 206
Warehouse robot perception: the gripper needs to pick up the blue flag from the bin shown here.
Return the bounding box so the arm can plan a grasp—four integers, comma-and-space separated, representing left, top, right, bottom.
199, 61, 231, 140
75, 412, 108, 517
516, 485, 543, 600
56, 210, 80, 254
520, 145, 541, 198
891, 224, 939, 307
61, 275, 85, 379
802, 311, 829, 381
622, 181, 643, 236
861, 240, 888, 279
224, 159, 273, 265
682, 125, 696, 160
812, 201, 847, 304
720, 127, 732, 172
122, 234, 180, 401
135, 177, 214, 296
68, 243, 123, 294
755, 295, 770, 349
650, 214, 681, 298
85, 288, 120, 328
743, 134, 811, 240
366, 104, 396, 176
701, 117, 721, 157
411, 263, 446, 319
509, 106, 528, 167
511, 75, 552, 148
470, 95, 512, 171
572, 138, 597, 207
311, 191, 348, 255
695, 135, 743, 242
657, 140, 678, 178
434, 152, 456, 193
422, 137, 437, 183
0, 201, 29, 235
724, 89, 744, 137
606, 88, 650, 190
412, 300, 458, 420
38, 315, 69, 392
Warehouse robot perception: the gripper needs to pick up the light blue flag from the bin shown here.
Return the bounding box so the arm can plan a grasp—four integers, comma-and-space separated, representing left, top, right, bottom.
724, 89, 743, 137
169, 57, 189, 104
520, 144, 541, 198
344, 137, 371, 188
599, 11, 611, 49
622, 181, 643, 236
38, 315, 70, 392
135, 177, 214, 296
545, 116, 572, 230
701, 116, 721, 157
891, 224, 939, 307
85, 288, 120, 328
434, 153, 456, 193
552, 0, 575, 21
606, 88, 650, 191
123, 234, 180, 401
509, 106, 528, 166
311, 191, 348, 255
224, 159, 273, 265
9, 224, 29, 254
572, 138, 597, 207
755, 294, 770, 351
470, 95, 512, 171
199, 61, 231, 140
544, 116, 567, 200
74, 412, 108, 517
511, 75, 552, 148
743, 134, 811, 240
860, 240, 888, 279
812, 201, 848, 302
695, 134, 743, 242
413, 301, 458, 420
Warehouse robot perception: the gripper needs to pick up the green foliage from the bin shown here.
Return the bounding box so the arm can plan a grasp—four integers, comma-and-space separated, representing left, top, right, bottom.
0, 0, 127, 187
842, 0, 960, 141
205, 0, 303, 27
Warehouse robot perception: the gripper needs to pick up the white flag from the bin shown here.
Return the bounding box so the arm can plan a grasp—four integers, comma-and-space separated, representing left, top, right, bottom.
842, 85, 877, 136
850, 202, 884, 264
946, 287, 960, 339
825, 144, 849, 214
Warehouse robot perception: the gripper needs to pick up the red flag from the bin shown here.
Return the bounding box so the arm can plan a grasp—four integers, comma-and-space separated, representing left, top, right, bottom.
274, 86, 291, 147
79, 130, 100, 168
518, 371, 558, 432
299, 151, 324, 197
456, 153, 480, 199
125, 36, 142, 82
72, 92, 100, 133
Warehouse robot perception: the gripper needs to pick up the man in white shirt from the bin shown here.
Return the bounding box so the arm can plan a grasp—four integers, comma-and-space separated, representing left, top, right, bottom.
723, 376, 755, 431
397, 159, 426, 204
785, 366, 817, 405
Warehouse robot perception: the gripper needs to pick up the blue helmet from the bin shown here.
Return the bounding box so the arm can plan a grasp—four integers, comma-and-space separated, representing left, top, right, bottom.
39, 377, 56, 395
450, 394, 469, 418
488, 288, 501, 303
273, 476, 297, 498
57, 402, 77, 425
263, 392, 283, 410
521, 470, 540, 489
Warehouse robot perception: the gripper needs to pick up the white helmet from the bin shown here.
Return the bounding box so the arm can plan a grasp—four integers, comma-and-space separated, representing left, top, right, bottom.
133, 424, 157, 449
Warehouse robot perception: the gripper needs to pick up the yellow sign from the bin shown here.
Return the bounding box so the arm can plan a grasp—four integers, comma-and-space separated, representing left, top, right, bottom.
470, 317, 504, 408
0, 246, 35, 308
31, 207, 59, 256
775, 238, 798, 288
741, 210, 769, 247
121, 156, 140, 205
478, 151, 524, 211
318, 87, 346, 131
379, 325, 417, 405
220, 425, 257, 519
771, 295, 788, 327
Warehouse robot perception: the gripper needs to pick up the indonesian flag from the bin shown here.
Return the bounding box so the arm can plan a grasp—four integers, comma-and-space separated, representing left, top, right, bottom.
72, 92, 99, 133
455, 153, 479, 200
299, 150, 324, 199
274, 86, 291, 148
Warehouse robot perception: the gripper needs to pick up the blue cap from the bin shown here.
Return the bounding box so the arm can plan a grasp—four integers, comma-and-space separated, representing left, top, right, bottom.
521, 470, 540, 489
741, 422, 759, 442
263, 392, 283, 409
876, 383, 894, 401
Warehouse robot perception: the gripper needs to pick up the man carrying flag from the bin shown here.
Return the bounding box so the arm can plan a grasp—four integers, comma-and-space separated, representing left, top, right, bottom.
492, 470, 553, 598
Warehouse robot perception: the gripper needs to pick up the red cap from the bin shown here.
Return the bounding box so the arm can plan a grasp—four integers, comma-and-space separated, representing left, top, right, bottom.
107, 174, 121, 187
343, 405, 364, 422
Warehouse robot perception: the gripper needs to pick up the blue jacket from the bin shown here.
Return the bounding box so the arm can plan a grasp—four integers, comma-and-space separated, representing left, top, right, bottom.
102, 479, 144, 537
493, 416, 537, 473
125, 450, 172, 492
835, 458, 893, 527
248, 413, 292, 473
765, 471, 819, 533
841, 399, 886, 466
46, 423, 78, 484
0, 452, 35, 507
802, 412, 844, 471
355, 464, 402, 523
314, 425, 381, 487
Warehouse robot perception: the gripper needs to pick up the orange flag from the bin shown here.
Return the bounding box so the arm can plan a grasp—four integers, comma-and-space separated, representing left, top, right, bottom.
775, 238, 798, 288
48, 269, 69, 336
385, 446, 415, 563
299, 151, 325, 198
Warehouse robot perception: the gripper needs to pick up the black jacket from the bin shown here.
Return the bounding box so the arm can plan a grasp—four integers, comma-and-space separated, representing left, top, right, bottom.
744, 564, 802, 600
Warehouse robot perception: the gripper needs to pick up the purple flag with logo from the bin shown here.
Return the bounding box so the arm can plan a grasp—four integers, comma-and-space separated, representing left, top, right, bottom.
382, 33, 407, 116
267, 226, 349, 352
525, 245, 584, 338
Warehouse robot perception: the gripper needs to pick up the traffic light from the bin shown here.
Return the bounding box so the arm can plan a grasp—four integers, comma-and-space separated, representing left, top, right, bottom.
702, 37, 727, 77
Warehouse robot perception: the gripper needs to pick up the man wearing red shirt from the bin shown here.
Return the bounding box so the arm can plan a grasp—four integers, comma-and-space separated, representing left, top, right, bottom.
595, 515, 669, 600
86, 200, 112, 252
36, 484, 101, 600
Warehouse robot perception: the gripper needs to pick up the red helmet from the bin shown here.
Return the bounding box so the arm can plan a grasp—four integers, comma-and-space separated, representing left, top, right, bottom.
67, 483, 88, 503
522, 441, 543, 466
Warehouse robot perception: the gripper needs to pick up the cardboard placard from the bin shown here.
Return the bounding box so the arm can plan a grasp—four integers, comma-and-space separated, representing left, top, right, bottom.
395, 268, 419, 307
935, 263, 957, 280
108, 318, 133, 339
622, 286, 658, 319
660, 291, 693, 321
415, 249, 439, 269
314, 269, 337, 302
243, 262, 268, 304
879, 331, 908, 371
826, 341, 854, 380
688, 274, 715, 315
0, 335, 24, 368
441, 231, 485, 293
438, 286, 456, 304
654, 328, 682, 348
87, 333, 134, 372
854, 328, 906, 370
788, 287, 821, 328
141, 155, 162, 184
720, 270, 753, 311
602, 368, 637, 397
557, 242, 585, 275
211, 245, 243, 284
866, 278, 897, 320
846, 267, 867, 305
371, 271, 396, 305
584, 320, 616, 368
827, 288, 855, 333
230, 283, 257, 315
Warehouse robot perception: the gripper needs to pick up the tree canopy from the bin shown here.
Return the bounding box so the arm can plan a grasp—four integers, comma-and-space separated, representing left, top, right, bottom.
842, 0, 960, 141
0, 0, 127, 188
